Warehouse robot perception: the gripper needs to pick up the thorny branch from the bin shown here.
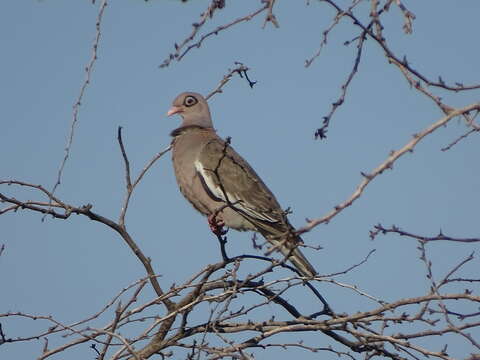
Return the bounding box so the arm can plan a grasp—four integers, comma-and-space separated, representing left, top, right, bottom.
160, 2, 269, 68
370, 224, 480, 243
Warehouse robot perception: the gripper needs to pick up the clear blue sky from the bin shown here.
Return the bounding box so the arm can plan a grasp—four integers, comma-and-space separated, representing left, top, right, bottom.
1, 1, 479, 359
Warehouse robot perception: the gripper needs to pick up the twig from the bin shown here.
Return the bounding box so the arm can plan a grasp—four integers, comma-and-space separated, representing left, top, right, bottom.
298, 102, 480, 235
0, 183, 175, 313
205, 63, 256, 100
371, 224, 480, 243
323, 249, 376, 277
262, 0, 279, 28
322, 0, 480, 92
160, 4, 268, 68
441, 128, 479, 152
92, 328, 141, 360
118, 127, 132, 192
314, 32, 366, 139
49, 0, 108, 203
305, 0, 363, 68
0, 323, 8, 344
117, 126, 172, 226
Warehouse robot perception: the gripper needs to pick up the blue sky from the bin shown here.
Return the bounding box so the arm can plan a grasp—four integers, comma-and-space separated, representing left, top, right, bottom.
1, 1, 479, 359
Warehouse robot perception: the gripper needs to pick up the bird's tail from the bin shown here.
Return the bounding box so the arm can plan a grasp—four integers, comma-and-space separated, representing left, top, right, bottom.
257, 224, 317, 277
279, 242, 317, 278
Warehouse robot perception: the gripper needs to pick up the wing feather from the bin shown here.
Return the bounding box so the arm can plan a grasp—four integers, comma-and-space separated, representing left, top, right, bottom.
196, 139, 282, 224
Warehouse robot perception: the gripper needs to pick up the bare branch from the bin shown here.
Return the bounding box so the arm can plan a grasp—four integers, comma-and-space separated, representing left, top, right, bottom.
205, 63, 256, 100
305, 0, 363, 68
160, 3, 268, 68
314, 31, 366, 139
371, 224, 480, 243
442, 128, 480, 152
49, 0, 108, 201
262, 0, 279, 29
298, 102, 480, 235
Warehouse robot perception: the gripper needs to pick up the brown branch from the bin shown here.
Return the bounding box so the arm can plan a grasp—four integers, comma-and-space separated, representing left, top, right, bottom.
321, 0, 480, 92
0, 277, 149, 345
92, 328, 141, 360
1, 63, 263, 359
118, 126, 132, 192
0, 182, 174, 313
314, 26, 366, 140
371, 224, 480, 243
132, 145, 173, 189
117, 126, 172, 226
17, 260, 478, 360
323, 249, 376, 277
49, 0, 108, 201
391, 0, 416, 34
205, 63, 255, 100
160, 4, 268, 68
98, 280, 148, 359
441, 128, 480, 152
305, 0, 363, 68
262, 0, 279, 28
297, 102, 480, 235
159, 0, 226, 68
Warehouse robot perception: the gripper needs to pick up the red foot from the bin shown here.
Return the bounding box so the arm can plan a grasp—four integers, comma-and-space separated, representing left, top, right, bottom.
208, 214, 228, 236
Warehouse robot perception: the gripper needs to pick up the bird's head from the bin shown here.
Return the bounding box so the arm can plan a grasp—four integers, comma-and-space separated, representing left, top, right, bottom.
167, 92, 213, 128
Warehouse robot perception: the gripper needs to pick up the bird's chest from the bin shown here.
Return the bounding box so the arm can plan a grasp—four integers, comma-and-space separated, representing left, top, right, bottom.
171, 134, 214, 216
171, 131, 257, 232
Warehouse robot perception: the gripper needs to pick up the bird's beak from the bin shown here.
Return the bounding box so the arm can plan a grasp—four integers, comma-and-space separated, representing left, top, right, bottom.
167, 106, 183, 117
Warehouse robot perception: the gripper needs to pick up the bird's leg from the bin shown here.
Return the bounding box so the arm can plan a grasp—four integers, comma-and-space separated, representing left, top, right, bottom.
208, 213, 228, 236
208, 213, 229, 262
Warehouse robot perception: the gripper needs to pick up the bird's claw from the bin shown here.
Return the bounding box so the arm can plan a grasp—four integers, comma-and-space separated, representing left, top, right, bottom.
208, 214, 228, 236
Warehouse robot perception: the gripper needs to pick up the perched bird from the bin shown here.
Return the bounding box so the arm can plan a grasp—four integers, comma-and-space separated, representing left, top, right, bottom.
167, 92, 317, 277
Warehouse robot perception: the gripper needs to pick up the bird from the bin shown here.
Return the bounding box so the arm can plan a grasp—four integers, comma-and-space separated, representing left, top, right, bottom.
167, 91, 317, 277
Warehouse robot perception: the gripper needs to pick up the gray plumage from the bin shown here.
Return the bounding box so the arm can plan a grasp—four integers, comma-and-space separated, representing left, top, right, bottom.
167, 92, 317, 277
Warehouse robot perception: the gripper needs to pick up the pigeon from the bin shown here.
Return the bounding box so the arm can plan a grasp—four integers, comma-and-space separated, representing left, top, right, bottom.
167, 92, 317, 277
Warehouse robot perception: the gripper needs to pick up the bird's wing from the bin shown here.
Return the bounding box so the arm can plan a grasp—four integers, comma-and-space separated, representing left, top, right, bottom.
196, 137, 317, 278
196, 138, 284, 225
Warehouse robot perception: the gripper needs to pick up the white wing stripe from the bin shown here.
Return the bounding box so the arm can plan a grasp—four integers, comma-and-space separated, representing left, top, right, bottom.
194, 160, 226, 201
195, 160, 278, 223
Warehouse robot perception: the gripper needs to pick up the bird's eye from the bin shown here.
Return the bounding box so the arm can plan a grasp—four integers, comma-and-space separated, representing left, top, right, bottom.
183, 95, 198, 107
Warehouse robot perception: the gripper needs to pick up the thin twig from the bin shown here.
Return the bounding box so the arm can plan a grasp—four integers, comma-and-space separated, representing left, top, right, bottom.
205, 63, 256, 100
441, 128, 479, 151
371, 224, 480, 243
298, 102, 480, 235
49, 0, 108, 203
160, 4, 268, 68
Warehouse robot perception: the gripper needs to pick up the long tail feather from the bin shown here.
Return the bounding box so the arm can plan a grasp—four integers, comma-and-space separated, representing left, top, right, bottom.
255, 222, 318, 277
279, 244, 317, 277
